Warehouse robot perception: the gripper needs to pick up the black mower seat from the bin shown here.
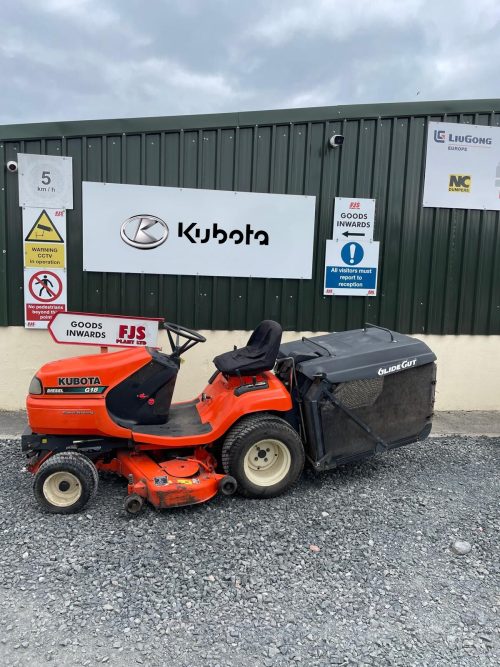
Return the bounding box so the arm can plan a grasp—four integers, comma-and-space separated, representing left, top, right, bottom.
213, 320, 282, 376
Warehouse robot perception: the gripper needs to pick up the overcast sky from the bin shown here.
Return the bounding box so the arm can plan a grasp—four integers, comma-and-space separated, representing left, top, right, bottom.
2, 0, 499, 125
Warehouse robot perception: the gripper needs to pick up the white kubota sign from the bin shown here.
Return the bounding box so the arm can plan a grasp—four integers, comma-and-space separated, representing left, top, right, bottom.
82, 182, 316, 279
49, 312, 161, 348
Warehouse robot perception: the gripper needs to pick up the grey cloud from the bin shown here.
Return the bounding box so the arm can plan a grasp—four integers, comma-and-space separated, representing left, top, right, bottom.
1, 0, 499, 125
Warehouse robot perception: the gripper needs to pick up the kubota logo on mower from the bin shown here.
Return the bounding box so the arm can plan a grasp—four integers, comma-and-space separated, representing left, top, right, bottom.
120, 215, 169, 249
58, 377, 101, 385
46, 377, 106, 395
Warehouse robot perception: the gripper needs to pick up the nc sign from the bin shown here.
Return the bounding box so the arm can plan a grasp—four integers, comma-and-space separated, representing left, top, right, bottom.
82, 182, 316, 279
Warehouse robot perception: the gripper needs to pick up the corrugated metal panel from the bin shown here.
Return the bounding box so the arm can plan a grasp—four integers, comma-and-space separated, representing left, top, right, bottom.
1, 99, 499, 333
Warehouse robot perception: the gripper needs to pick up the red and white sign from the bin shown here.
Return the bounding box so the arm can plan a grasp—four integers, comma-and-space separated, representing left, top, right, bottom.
24, 268, 67, 329
28, 269, 63, 302
332, 197, 375, 242
48, 312, 162, 348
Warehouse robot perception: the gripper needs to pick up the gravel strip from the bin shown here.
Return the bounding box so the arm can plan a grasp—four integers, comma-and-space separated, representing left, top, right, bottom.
0, 436, 498, 667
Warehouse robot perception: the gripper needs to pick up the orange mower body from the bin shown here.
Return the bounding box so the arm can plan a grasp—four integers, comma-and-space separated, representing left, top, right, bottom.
23, 321, 296, 514
22, 320, 437, 515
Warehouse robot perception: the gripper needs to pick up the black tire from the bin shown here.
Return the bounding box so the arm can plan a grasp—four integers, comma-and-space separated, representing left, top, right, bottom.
34, 452, 98, 514
222, 414, 305, 498
84, 456, 99, 499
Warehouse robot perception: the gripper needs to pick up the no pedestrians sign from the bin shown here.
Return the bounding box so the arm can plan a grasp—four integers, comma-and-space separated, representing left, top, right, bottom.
24, 268, 67, 328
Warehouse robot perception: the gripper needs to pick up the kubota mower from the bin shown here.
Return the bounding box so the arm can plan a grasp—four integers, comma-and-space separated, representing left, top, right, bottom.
22, 320, 436, 515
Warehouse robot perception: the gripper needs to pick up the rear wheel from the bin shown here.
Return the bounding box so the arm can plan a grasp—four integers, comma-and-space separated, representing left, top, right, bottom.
34, 452, 98, 514
222, 415, 304, 498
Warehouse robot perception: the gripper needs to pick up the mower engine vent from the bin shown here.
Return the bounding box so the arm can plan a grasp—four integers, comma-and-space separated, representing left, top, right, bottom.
333, 377, 383, 409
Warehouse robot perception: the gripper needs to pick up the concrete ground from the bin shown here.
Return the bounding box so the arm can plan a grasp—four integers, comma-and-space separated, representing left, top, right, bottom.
1, 410, 499, 439
431, 411, 500, 437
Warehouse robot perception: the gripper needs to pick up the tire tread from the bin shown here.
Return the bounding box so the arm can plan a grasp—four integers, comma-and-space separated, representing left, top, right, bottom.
34, 451, 98, 514
222, 413, 304, 498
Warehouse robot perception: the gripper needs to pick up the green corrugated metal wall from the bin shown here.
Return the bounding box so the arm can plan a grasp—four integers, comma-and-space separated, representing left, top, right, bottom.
1, 100, 499, 333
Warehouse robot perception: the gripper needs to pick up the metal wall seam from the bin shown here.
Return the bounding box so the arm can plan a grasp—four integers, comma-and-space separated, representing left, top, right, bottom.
489, 218, 500, 332
0, 141, 6, 325
81, 136, 89, 312
394, 116, 412, 332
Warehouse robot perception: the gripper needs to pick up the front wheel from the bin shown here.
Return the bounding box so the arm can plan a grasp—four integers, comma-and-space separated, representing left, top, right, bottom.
34, 452, 98, 514
221, 415, 305, 498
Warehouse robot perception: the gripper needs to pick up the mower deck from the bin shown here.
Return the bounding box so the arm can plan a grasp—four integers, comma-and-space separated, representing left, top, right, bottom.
98, 448, 226, 510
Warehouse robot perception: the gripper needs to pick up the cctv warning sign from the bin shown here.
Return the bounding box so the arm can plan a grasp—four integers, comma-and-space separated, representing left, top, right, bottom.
25, 243, 65, 268
23, 208, 66, 269
25, 210, 64, 243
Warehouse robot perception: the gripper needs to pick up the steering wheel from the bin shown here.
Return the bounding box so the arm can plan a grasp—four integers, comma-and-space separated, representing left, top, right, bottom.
162, 322, 206, 356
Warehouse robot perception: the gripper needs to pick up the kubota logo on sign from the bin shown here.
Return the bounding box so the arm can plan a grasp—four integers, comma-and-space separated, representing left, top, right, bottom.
120, 214, 270, 248
120, 215, 169, 249
178, 222, 269, 245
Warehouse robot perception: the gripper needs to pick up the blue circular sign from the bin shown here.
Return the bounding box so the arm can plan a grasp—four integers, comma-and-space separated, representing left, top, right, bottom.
341, 242, 364, 266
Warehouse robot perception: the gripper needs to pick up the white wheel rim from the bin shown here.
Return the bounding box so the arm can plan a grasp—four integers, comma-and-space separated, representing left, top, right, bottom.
243, 439, 291, 487
43, 472, 82, 507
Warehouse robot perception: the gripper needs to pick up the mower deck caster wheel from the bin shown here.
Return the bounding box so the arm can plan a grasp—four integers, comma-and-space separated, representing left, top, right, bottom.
124, 494, 145, 515
219, 475, 237, 496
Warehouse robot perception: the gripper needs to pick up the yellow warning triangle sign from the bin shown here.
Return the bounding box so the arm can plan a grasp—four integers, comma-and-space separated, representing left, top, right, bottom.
25, 210, 64, 243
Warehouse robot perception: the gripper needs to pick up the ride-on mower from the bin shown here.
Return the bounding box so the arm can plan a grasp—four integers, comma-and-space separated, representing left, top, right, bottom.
22, 320, 436, 515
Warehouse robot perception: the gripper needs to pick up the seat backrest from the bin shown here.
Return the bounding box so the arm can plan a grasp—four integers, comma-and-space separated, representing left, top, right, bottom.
213, 320, 283, 376
245, 320, 282, 356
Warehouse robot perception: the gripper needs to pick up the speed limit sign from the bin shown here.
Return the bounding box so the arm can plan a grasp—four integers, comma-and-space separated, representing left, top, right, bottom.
18, 154, 73, 209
